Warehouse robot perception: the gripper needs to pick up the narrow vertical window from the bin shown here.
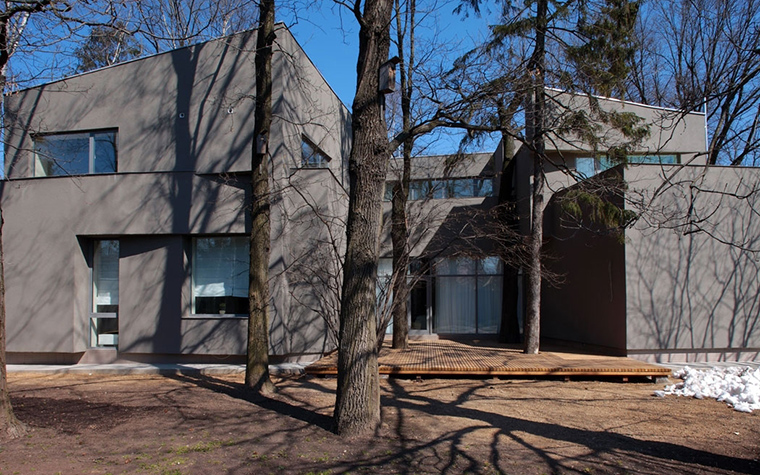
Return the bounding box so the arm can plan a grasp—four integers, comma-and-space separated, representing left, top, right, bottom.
91, 240, 119, 347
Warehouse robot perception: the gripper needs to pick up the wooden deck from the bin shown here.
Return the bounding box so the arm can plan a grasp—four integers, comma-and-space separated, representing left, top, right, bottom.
305, 339, 671, 378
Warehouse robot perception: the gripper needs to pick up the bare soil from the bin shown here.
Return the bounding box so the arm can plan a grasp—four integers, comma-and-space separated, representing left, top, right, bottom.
1, 372, 758, 474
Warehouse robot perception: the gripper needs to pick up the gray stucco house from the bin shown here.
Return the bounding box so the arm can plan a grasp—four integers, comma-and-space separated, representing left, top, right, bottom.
378, 91, 759, 363
2, 26, 350, 364
2, 28, 757, 365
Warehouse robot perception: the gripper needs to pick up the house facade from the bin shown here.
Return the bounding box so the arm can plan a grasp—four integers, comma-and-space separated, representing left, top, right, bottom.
378, 92, 759, 363
2, 27, 350, 364
527, 93, 759, 362
2, 29, 757, 365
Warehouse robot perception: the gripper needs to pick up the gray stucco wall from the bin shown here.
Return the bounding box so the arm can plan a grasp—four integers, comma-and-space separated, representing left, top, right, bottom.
5, 31, 259, 178
1, 26, 350, 361
624, 165, 760, 362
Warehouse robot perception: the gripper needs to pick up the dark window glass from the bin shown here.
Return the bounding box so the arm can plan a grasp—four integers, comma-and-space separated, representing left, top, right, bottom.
301, 137, 331, 168
34, 130, 117, 176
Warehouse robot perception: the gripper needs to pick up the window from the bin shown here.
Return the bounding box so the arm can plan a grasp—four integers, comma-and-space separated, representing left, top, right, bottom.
383, 178, 494, 201
576, 154, 679, 178
433, 256, 502, 334
91, 240, 119, 347
34, 130, 117, 177
192, 237, 249, 315
301, 136, 331, 168
377, 258, 394, 334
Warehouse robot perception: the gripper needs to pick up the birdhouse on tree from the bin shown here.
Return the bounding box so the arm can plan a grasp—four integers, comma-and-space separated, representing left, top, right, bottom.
379, 57, 401, 94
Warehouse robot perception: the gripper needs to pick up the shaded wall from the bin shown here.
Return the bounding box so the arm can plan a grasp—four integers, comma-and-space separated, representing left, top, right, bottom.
541, 173, 628, 353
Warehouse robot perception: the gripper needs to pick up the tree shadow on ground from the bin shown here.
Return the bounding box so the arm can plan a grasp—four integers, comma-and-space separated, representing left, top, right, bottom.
164, 371, 334, 432
379, 378, 760, 474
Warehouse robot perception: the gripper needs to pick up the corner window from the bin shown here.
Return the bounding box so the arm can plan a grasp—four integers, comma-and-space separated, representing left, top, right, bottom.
192, 237, 249, 315
301, 136, 331, 168
91, 240, 119, 347
34, 129, 117, 177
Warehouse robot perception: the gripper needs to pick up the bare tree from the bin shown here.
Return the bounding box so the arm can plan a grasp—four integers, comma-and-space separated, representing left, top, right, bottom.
0, 0, 78, 439
333, 0, 394, 437
388, 0, 415, 349
128, 0, 259, 53
629, 0, 760, 166
246, 0, 276, 395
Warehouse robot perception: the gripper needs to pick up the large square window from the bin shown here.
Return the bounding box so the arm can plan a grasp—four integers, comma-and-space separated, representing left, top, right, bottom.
34, 130, 117, 177
192, 237, 249, 315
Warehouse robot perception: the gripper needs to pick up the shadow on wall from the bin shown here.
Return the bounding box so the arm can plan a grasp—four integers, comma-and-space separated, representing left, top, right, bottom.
626, 167, 760, 360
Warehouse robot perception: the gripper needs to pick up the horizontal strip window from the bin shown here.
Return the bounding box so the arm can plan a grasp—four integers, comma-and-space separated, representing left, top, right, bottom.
576, 154, 680, 178
34, 129, 117, 177
384, 177, 493, 201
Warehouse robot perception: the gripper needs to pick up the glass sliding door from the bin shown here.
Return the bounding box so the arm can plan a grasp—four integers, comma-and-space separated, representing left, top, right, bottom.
91, 240, 119, 347
433, 256, 503, 335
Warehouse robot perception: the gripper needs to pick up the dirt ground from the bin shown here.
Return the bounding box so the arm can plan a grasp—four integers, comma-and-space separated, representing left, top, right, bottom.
1, 372, 758, 474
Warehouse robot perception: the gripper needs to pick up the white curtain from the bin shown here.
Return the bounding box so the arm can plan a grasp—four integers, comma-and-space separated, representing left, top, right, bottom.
435, 276, 476, 333
477, 276, 502, 333
93, 240, 119, 311
433, 257, 503, 334
193, 237, 248, 299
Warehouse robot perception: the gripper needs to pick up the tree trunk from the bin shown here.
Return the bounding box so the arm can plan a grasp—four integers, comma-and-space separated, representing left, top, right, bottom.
523, 0, 548, 355
0, 14, 27, 435
246, 0, 275, 395
334, 0, 393, 437
390, 0, 415, 350
0, 211, 27, 438
390, 179, 409, 349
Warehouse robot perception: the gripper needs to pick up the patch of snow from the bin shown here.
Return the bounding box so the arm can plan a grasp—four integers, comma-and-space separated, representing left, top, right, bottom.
656, 366, 760, 413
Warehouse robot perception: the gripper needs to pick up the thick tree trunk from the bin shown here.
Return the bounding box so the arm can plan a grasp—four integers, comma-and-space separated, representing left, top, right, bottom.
246, 0, 275, 394
523, 0, 548, 355
334, 0, 393, 437
0, 21, 26, 434
0, 211, 27, 438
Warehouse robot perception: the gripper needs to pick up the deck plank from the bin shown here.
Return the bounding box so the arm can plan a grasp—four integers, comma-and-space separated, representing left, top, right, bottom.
305, 340, 671, 378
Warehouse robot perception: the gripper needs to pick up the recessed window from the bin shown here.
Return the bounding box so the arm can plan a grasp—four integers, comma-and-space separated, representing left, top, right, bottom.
301, 136, 331, 168
91, 240, 119, 347
34, 129, 117, 177
192, 237, 249, 315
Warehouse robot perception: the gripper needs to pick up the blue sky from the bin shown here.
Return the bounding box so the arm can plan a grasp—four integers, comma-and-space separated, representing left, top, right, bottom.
283, 3, 496, 108
280, 3, 501, 154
